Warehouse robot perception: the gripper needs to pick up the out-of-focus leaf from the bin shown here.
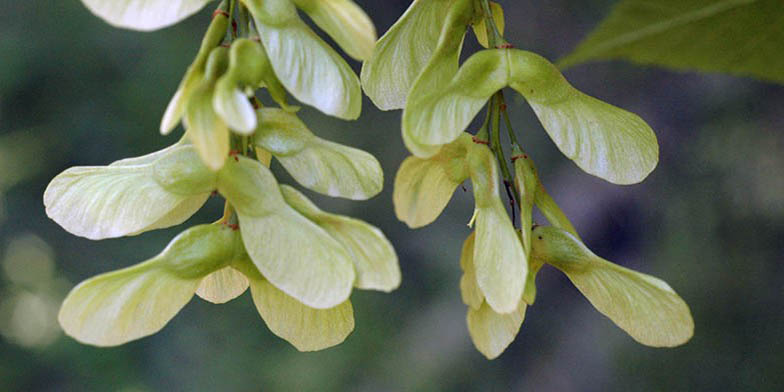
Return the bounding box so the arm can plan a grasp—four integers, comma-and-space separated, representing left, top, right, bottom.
468, 144, 526, 314
280, 185, 400, 292
360, 0, 454, 110
293, 0, 376, 60
80, 0, 213, 31
559, 0, 784, 85
467, 300, 525, 360
218, 156, 355, 309
59, 225, 236, 346
245, 0, 361, 119
393, 133, 471, 228
531, 226, 694, 347
255, 108, 382, 200
44, 145, 214, 240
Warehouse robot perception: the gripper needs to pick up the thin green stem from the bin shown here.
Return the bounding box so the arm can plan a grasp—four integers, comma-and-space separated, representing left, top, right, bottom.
490, 93, 520, 218
229, 0, 239, 40
499, 92, 519, 147
479, 0, 507, 47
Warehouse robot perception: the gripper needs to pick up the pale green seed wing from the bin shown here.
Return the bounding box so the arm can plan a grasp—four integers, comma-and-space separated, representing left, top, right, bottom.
566, 260, 694, 347
80, 0, 212, 31
218, 157, 355, 309
196, 266, 249, 304
558, 0, 784, 85
360, 0, 454, 110
532, 226, 694, 347
469, 145, 527, 314
58, 225, 236, 346
160, 11, 230, 135
508, 49, 658, 185
472, 1, 505, 48
403, 49, 506, 158
459, 232, 483, 310
280, 185, 400, 292
249, 276, 354, 352
292, 0, 376, 61
185, 84, 230, 171
213, 39, 270, 134
401, 0, 476, 157
246, 0, 361, 120
467, 300, 525, 360
393, 133, 471, 228
256, 108, 383, 200
43, 145, 213, 240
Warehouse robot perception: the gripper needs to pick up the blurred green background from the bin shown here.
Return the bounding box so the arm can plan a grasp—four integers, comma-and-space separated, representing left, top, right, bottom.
1, 1, 783, 390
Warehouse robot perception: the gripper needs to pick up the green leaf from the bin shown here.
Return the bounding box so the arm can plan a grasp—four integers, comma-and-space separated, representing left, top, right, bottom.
531, 226, 694, 347
467, 300, 525, 360
280, 185, 400, 292
292, 0, 376, 61
160, 7, 229, 134
401, 0, 476, 158
218, 156, 355, 309
468, 144, 527, 314
459, 232, 483, 310
196, 266, 249, 304
360, 0, 454, 110
80, 0, 213, 31
404, 48, 659, 183
248, 275, 354, 351
472, 1, 505, 48
44, 145, 214, 240
393, 133, 471, 228
559, 0, 784, 85
255, 108, 383, 200
58, 225, 236, 346
245, 0, 361, 120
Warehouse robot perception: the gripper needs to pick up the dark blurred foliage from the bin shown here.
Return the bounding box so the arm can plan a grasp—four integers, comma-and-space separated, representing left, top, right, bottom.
1, 1, 782, 391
